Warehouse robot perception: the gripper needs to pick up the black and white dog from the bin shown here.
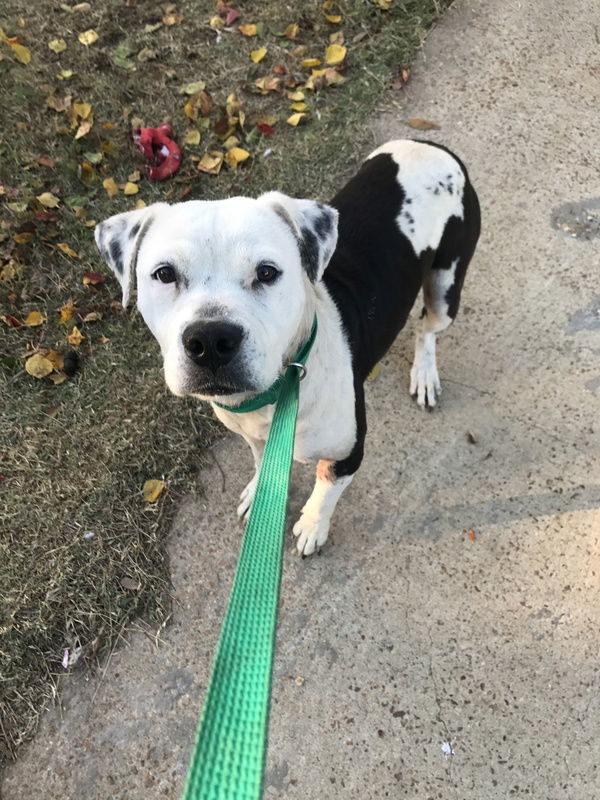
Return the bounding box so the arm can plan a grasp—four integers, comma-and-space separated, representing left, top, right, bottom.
95, 139, 480, 555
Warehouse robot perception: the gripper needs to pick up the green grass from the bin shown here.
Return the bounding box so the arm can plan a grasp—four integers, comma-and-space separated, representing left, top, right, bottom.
0, 0, 447, 766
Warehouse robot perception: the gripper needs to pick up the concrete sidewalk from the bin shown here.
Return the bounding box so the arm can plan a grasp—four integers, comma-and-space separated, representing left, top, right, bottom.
3, 0, 599, 797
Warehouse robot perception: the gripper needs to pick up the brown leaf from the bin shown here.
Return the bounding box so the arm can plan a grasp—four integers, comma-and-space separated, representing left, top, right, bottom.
67, 325, 84, 347
57, 242, 80, 258
392, 64, 411, 90
82, 271, 106, 286
405, 118, 440, 131
59, 298, 77, 323
1, 314, 23, 328
37, 155, 56, 168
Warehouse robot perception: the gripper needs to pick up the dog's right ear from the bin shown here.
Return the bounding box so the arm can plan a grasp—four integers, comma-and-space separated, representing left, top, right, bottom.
94, 206, 158, 307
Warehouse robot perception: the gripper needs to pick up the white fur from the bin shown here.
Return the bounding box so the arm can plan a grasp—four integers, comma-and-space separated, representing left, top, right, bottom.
293, 474, 353, 556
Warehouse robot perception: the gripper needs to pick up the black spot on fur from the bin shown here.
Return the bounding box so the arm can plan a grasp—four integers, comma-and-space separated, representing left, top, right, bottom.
314, 209, 333, 239
129, 221, 141, 239
109, 238, 124, 275
300, 226, 320, 282
420, 306, 427, 319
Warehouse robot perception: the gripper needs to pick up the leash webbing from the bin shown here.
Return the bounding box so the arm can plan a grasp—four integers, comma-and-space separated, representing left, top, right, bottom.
182, 318, 317, 800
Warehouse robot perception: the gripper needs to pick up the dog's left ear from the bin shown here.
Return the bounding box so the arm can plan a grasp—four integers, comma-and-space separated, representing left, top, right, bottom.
260, 191, 339, 283
94, 206, 159, 307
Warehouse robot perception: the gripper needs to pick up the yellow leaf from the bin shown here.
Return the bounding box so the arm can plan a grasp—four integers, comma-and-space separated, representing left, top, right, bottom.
49, 38, 67, 53
223, 135, 240, 151
67, 325, 84, 347
25, 353, 53, 379
184, 129, 201, 146
226, 147, 250, 168
197, 151, 224, 174
48, 372, 67, 385
14, 232, 34, 244
57, 242, 80, 258
250, 47, 267, 63
287, 112, 306, 126
73, 102, 92, 119
36, 192, 60, 208
59, 298, 76, 323
284, 23, 299, 40
123, 181, 139, 195
82, 311, 102, 322
10, 42, 31, 64
367, 363, 381, 382
98, 335, 110, 344
127, 169, 141, 182
24, 311, 46, 327
301, 57, 321, 68
254, 114, 278, 126
134, 199, 147, 210
324, 14, 342, 23
78, 29, 99, 46
46, 350, 65, 370
238, 23, 257, 36
287, 89, 305, 101
291, 101, 307, 112
143, 478, 165, 502
74, 120, 93, 139
209, 15, 224, 30
102, 177, 119, 197
58, 69, 76, 80
325, 44, 346, 65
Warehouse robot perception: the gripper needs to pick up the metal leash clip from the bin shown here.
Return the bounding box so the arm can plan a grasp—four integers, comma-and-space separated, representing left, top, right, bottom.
286, 362, 307, 380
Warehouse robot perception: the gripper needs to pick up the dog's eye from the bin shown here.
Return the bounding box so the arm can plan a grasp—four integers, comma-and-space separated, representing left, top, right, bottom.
153, 265, 177, 284
255, 263, 280, 284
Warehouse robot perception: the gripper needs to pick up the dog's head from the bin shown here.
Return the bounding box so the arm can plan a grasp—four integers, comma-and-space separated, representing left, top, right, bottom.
95, 193, 338, 401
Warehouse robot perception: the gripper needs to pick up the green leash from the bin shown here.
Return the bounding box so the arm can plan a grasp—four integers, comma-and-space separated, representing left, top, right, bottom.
182, 317, 318, 800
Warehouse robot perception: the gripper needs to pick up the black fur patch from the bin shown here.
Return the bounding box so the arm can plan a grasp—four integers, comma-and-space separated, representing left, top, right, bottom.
314, 208, 333, 239
299, 226, 320, 282
109, 238, 124, 276
129, 221, 141, 239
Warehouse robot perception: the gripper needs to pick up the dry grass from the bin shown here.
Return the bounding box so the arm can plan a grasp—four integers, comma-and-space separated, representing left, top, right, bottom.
0, 0, 447, 766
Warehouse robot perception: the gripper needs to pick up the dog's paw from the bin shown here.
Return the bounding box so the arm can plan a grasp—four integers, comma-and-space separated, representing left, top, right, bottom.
410, 357, 441, 408
293, 513, 330, 556
237, 474, 258, 520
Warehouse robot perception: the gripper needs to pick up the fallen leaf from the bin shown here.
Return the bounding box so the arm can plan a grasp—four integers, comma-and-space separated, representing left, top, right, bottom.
301, 57, 321, 68
180, 80, 206, 95
1, 314, 23, 328
123, 181, 139, 195
250, 46, 267, 63
329, 31, 345, 45
223, 135, 240, 151
184, 90, 212, 120
197, 151, 224, 174
291, 101, 308, 112
24, 311, 46, 327
73, 102, 92, 119
82, 272, 106, 286
49, 38, 67, 53
127, 169, 141, 182
254, 76, 281, 93
284, 23, 299, 40
254, 113, 278, 126
143, 478, 165, 502
324, 13, 342, 23
67, 325, 84, 347
144, 22, 162, 33
392, 64, 411, 90
98, 335, 110, 344
46, 350, 65, 370
406, 118, 440, 130
78, 29, 99, 46
367, 363, 381, 381
9, 42, 31, 64
182, 129, 200, 147
37, 192, 60, 208
257, 122, 275, 136
73, 2, 91, 10
58, 69, 76, 80
111, 41, 137, 70
14, 232, 34, 244
102, 177, 119, 197
57, 242, 80, 258
85, 151, 103, 165
82, 311, 102, 322
225, 8, 241, 25
238, 23, 257, 36
48, 372, 67, 385
59, 298, 76, 323
372, 0, 392, 8
137, 47, 156, 62
468, 528, 476, 542
287, 89, 305, 101
209, 15, 224, 30
37, 155, 55, 168
120, 576, 140, 591
163, 6, 184, 25
325, 43, 346, 65
287, 112, 306, 126
25, 353, 53, 379
225, 147, 250, 168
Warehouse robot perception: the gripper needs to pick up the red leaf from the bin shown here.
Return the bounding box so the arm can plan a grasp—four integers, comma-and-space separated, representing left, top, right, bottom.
257, 123, 275, 137
83, 271, 106, 286
225, 8, 241, 24
273, 65, 286, 75
35, 210, 59, 222
1, 314, 23, 328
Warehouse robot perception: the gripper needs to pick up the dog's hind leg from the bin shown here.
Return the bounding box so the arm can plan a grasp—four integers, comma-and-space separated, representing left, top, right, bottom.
294, 387, 366, 555
410, 182, 480, 408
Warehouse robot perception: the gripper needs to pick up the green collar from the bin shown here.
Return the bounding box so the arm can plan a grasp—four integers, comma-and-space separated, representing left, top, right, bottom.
215, 315, 318, 413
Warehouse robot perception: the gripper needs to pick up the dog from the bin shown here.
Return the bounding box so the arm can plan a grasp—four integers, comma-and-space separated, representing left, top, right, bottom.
95, 139, 480, 556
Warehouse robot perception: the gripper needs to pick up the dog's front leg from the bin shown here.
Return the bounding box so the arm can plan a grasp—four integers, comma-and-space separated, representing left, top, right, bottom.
293, 386, 366, 556
237, 435, 265, 520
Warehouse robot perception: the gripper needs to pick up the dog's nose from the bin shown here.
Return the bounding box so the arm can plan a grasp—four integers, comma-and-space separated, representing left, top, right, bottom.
182, 321, 243, 371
